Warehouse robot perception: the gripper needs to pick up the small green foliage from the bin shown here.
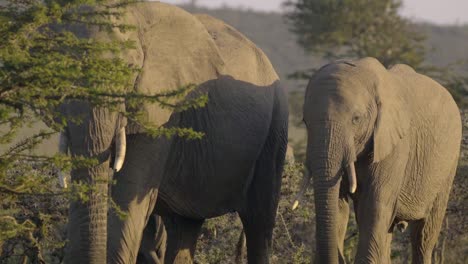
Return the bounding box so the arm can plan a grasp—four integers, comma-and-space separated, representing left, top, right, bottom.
291, 244, 311, 264
0, 217, 36, 242
343, 212, 358, 263
0, 160, 68, 262
109, 195, 127, 220
194, 214, 242, 263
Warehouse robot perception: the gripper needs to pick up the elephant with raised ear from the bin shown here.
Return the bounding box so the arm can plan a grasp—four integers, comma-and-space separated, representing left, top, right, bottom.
58, 2, 288, 264
294, 57, 461, 263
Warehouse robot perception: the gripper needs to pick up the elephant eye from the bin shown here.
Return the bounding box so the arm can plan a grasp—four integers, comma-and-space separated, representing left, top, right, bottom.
352, 115, 361, 125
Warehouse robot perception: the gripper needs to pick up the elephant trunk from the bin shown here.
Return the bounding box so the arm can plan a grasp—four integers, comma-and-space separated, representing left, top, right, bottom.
66, 164, 110, 264
62, 103, 126, 263
306, 122, 354, 263
314, 166, 341, 264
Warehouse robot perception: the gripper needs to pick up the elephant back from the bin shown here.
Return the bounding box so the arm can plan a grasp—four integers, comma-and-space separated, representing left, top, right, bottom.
101, 2, 227, 133
194, 14, 279, 86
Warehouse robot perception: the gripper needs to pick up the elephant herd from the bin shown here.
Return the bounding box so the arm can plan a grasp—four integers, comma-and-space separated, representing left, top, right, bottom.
56, 2, 462, 264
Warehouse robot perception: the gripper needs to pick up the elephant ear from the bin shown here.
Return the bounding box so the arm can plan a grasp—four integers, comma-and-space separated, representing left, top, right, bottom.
373, 70, 410, 163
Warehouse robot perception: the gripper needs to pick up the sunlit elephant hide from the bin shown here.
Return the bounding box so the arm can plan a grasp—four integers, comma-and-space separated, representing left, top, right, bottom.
58, 2, 288, 264
296, 57, 461, 264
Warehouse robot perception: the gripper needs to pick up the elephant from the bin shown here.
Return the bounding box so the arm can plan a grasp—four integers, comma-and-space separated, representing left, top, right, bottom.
58, 2, 288, 264
294, 57, 461, 263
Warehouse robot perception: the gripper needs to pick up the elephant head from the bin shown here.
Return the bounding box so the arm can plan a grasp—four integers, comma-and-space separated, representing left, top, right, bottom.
298, 57, 409, 263
58, 101, 127, 263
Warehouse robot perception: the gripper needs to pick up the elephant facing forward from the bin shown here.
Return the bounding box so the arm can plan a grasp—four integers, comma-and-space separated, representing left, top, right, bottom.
296, 57, 461, 263
59, 2, 288, 264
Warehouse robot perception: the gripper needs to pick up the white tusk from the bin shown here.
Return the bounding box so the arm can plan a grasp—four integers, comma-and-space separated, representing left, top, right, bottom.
347, 162, 357, 193
292, 200, 299, 211
291, 168, 311, 210
113, 127, 126, 172
58, 132, 69, 189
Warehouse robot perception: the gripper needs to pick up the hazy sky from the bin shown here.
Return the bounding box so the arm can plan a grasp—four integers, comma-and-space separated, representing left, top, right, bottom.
161, 0, 468, 25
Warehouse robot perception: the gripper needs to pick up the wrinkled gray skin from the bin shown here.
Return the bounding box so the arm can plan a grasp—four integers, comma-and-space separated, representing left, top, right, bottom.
109, 76, 287, 264
60, 2, 288, 264
301, 58, 461, 263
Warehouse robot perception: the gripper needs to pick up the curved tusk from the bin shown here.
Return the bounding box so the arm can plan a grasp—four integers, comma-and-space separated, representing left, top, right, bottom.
113, 127, 126, 172
346, 162, 357, 193
292, 200, 300, 211
58, 132, 69, 189
292, 168, 311, 210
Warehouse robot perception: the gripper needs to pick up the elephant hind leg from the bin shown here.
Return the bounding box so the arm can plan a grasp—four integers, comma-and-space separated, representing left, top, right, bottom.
410, 183, 452, 264
162, 214, 204, 264
239, 125, 287, 263
238, 213, 272, 264
239, 85, 288, 263
237, 146, 286, 264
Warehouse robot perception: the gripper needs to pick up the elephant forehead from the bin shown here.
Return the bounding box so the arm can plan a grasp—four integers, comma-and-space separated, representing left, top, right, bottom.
305, 77, 374, 123
308, 74, 370, 102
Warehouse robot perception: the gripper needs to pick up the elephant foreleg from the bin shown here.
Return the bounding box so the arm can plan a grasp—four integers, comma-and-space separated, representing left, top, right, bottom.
238, 139, 286, 262
108, 135, 167, 264
337, 183, 350, 264
354, 193, 395, 264
108, 183, 159, 264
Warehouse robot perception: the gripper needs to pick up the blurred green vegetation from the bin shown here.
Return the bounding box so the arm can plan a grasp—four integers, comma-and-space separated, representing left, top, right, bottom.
283, 0, 426, 69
